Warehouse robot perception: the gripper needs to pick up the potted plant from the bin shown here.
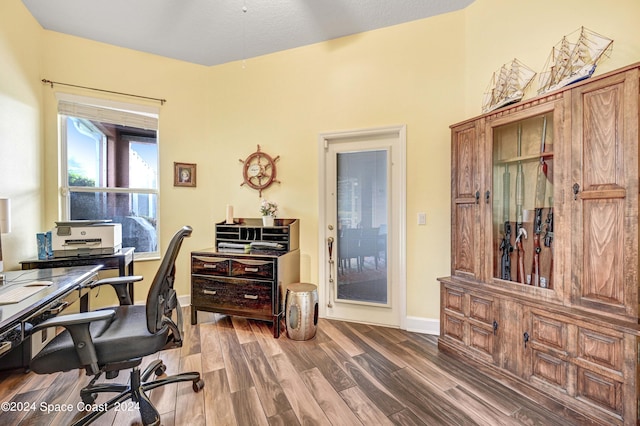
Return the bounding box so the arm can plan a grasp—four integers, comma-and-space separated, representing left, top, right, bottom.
260, 200, 278, 226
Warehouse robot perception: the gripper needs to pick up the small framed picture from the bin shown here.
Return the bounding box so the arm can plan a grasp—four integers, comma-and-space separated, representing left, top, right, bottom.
174, 162, 197, 187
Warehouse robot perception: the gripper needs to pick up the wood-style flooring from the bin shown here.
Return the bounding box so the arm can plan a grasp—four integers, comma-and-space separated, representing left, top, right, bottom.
0, 310, 597, 425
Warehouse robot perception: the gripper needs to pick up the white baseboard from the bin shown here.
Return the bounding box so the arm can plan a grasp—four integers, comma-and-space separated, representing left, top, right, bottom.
404, 316, 440, 335
179, 294, 191, 307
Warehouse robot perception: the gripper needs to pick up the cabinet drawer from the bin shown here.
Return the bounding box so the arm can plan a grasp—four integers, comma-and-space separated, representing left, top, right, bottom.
192, 256, 229, 276
192, 277, 273, 315
231, 259, 274, 279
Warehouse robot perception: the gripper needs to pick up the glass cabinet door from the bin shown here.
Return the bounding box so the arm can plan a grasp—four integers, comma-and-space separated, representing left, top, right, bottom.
492, 112, 554, 288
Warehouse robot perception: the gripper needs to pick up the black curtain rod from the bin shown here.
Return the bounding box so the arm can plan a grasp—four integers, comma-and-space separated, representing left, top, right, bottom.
41, 79, 166, 105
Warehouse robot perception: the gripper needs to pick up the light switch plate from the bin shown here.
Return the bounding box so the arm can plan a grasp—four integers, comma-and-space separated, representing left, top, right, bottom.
418, 212, 426, 225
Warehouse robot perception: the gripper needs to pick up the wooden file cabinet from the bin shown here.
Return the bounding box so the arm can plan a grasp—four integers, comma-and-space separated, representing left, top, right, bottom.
191, 249, 300, 337
191, 218, 300, 338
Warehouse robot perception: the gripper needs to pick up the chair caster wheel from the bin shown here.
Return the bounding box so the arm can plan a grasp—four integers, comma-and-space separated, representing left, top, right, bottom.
192, 379, 204, 392
81, 392, 97, 405
154, 364, 166, 376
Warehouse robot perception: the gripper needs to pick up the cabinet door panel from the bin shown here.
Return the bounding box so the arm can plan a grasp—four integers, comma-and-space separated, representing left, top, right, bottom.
469, 324, 494, 357
453, 204, 477, 276
443, 287, 464, 314
469, 295, 493, 324
582, 85, 624, 189
532, 351, 567, 390
454, 126, 479, 199
443, 313, 464, 342
581, 199, 624, 306
577, 368, 622, 415
451, 121, 484, 280
577, 328, 622, 371
532, 313, 567, 352
571, 70, 639, 319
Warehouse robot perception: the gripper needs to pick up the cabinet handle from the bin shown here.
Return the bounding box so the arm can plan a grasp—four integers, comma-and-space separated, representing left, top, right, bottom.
204, 264, 218, 269
244, 294, 258, 300
485, 190, 491, 204
244, 267, 259, 272
203, 290, 217, 295
523, 331, 530, 348
475, 191, 480, 204
572, 183, 580, 200
493, 320, 498, 335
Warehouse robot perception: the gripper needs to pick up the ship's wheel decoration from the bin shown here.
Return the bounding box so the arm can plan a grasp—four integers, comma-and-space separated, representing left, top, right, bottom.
239, 144, 280, 196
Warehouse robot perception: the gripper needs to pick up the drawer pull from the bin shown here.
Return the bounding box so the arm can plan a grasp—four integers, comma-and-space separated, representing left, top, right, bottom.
203, 290, 217, 295
244, 267, 259, 272
244, 294, 258, 300
204, 264, 218, 269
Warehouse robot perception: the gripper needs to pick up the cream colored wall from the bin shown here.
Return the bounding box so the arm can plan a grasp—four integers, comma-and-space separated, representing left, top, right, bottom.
205, 14, 465, 324
39, 32, 212, 301
463, 0, 640, 119
0, 1, 44, 268
36, 12, 466, 315
2, 0, 640, 326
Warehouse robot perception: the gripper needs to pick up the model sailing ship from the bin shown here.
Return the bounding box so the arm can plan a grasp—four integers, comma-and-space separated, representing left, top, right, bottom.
482, 59, 536, 113
537, 27, 613, 95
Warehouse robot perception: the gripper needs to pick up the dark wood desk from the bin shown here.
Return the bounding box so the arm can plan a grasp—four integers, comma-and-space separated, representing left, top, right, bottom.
0, 266, 101, 370
20, 247, 135, 303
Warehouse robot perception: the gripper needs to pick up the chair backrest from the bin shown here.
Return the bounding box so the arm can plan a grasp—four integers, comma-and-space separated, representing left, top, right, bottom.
339, 228, 361, 258
146, 226, 192, 334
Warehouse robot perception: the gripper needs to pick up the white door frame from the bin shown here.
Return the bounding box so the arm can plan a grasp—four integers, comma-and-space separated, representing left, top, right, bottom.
317, 125, 407, 329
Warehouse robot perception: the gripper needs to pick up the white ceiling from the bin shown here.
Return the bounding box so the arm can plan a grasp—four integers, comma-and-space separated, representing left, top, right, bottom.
22, 0, 474, 66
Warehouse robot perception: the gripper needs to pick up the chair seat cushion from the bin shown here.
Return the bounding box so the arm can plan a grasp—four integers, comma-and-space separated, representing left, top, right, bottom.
30, 305, 169, 374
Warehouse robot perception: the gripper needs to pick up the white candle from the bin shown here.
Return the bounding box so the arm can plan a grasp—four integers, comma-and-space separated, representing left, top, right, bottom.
226, 205, 234, 224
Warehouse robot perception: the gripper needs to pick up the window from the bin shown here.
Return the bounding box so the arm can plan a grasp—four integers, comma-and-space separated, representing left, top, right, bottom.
58, 94, 160, 259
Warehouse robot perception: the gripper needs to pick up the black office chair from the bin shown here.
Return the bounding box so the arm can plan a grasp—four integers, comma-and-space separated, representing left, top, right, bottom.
29, 226, 203, 426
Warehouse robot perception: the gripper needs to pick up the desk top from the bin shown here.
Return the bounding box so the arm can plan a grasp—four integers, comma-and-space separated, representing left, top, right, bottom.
20, 247, 134, 266
0, 266, 101, 334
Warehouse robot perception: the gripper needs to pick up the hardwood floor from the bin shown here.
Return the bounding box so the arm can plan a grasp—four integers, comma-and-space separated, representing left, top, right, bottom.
0, 310, 597, 425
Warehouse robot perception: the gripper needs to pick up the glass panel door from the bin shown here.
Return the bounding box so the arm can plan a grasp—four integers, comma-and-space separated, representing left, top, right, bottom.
336, 150, 388, 304
321, 126, 404, 328
492, 112, 554, 288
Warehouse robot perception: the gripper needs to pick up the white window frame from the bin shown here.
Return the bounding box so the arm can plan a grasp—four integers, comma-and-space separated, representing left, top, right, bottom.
57, 93, 160, 260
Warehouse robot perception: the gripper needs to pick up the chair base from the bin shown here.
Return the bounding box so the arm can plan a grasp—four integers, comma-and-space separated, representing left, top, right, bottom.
74, 360, 204, 426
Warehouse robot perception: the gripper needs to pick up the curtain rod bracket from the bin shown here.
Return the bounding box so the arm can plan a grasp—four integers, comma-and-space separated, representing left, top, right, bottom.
41, 79, 166, 105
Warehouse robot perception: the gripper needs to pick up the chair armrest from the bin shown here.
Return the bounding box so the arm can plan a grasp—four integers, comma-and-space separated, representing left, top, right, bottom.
90, 276, 144, 287
32, 310, 115, 333
32, 310, 116, 375
90, 275, 144, 306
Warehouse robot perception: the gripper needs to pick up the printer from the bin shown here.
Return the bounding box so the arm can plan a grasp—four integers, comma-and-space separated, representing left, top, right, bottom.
52, 220, 122, 257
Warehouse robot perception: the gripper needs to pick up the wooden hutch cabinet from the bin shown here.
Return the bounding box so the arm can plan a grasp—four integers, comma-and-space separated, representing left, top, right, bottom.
439, 63, 640, 425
